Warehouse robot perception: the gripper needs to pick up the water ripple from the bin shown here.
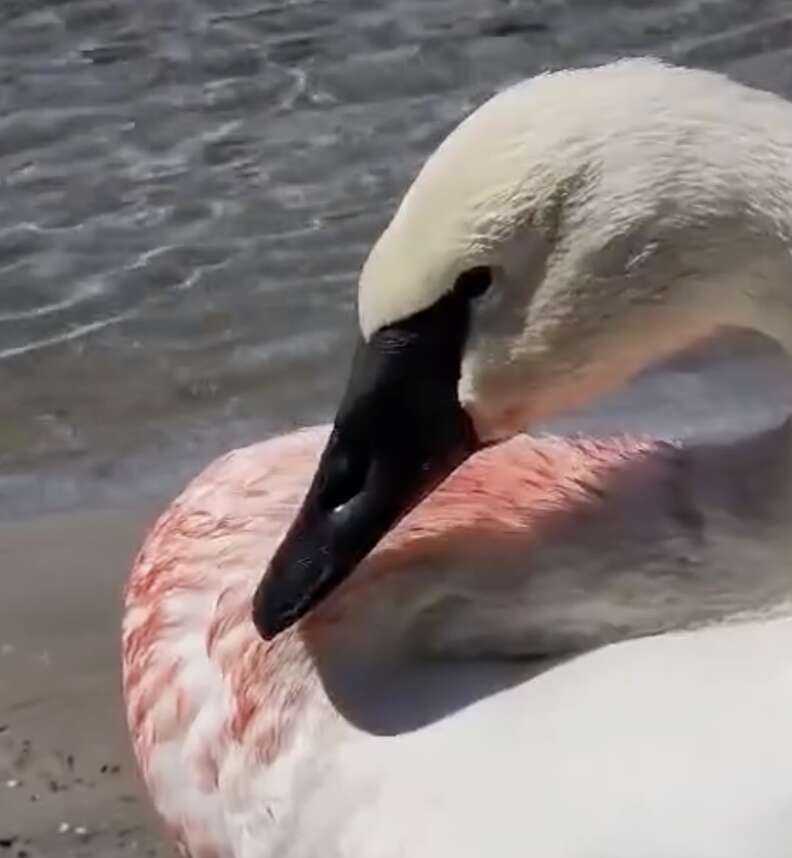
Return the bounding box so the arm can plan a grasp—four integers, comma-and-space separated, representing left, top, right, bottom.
0, 311, 133, 360
2, 0, 792, 514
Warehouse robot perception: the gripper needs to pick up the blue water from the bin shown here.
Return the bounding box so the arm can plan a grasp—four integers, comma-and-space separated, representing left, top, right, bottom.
2, 0, 792, 517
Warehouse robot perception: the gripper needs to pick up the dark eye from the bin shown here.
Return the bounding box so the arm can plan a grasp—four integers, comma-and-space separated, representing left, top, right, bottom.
454, 266, 492, 300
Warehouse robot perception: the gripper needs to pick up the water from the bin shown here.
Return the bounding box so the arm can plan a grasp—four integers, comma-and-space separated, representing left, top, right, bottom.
2, 0, 792, 518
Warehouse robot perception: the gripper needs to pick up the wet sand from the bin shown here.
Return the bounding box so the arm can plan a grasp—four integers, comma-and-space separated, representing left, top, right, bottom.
0, 509, 171, 858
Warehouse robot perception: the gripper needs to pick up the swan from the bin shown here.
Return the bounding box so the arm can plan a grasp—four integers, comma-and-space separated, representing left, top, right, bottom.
123, 59, 792, 857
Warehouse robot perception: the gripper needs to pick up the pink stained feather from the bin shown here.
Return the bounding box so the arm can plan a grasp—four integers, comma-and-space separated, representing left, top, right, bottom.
121, 425, 660, 857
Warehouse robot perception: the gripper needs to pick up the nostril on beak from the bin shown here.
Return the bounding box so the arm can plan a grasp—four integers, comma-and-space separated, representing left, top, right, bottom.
317, 443, 370, 513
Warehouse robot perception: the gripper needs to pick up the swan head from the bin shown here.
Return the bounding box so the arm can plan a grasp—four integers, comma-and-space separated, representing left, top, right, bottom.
254, 58, 758, 638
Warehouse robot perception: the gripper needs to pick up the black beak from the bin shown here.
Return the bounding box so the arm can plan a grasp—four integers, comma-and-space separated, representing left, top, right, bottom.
253, 289, 481, 639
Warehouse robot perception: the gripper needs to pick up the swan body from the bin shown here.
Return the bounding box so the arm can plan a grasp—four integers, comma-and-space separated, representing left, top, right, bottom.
124, 59, 792, 856
124, 424, 792, 858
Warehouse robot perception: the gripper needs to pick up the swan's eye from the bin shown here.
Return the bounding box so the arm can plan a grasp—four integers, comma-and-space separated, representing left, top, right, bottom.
453, 266, 492, 300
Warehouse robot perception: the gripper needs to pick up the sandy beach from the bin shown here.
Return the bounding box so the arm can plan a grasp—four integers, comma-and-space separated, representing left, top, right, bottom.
0, 509, 170, 858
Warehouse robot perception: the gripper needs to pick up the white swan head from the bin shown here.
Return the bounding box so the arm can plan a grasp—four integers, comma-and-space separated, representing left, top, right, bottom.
255, 58, 792, 638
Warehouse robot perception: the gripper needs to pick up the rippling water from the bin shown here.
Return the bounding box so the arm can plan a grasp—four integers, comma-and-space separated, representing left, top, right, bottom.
2, 0, 792, 517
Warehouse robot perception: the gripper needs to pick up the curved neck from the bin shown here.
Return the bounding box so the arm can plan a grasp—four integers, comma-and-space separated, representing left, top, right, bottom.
243, 423, 792, 764
303, 425, 792, 669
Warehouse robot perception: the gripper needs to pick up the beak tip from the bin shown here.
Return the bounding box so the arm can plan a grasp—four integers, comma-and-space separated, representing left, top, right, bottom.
252, 614, 280, 642
252, 574, 298, 641
253, 548, 336, 640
